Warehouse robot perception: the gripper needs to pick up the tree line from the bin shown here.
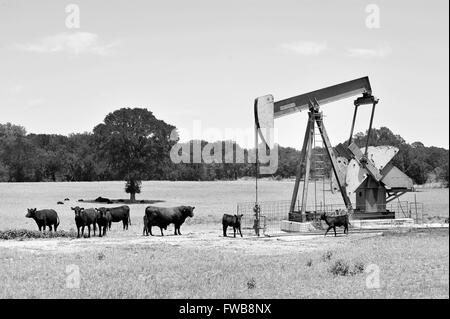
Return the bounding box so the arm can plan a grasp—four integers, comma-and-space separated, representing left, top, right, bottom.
1, 108, 448, 192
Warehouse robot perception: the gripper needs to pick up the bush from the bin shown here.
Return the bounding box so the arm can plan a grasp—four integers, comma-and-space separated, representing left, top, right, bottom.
329, 259, 350, 276
306, 259, 313, 267
329, 259, 366, 276
351, 261, 365, 275
321, 250, 333, 261
0, 229, 77, 240
247, 278, 256, 290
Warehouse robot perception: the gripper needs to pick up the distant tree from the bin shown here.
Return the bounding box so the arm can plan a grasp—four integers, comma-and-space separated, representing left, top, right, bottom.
93, 108, 176, 201
353, 126, 405, 148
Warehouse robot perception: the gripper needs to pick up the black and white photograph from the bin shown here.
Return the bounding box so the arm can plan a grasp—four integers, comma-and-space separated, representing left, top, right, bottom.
0, 0, 448, 305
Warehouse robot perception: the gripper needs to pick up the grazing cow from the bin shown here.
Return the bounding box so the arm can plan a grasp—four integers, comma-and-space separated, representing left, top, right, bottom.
25, 208, 59, 232
95, 208, 112, 237
144, 206, 195, 236
71, 206, 98, 238
222, 214, 243, 237
57, 201, 64, 205
320, 212, 349, 237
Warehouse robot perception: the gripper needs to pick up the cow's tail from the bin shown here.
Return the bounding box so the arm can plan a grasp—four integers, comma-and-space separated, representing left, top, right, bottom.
57, 215, 60, 227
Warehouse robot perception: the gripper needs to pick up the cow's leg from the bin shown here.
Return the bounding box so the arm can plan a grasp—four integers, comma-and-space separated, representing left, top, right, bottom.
178, 227, 182, 235
81, 226, 85, 238
54, 223, 58, 232
48, 225, 52, 232
223, 224, 227, 237
87, 225, 91, 238
324, 226, 332, 236
77, 227, 80, 238
160, 227, 164, 236
108, 221, 112, 230
38, 225, 42, 232
149, 226, 153, 236
239, 226, 243, 237
233, 227, 236, 238
93, 223, 96, 236
174, 224, 178, 236
334, 226, 337, 237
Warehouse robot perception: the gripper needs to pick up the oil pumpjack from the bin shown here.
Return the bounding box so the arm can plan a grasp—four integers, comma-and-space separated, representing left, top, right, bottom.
254, 77, 413, 222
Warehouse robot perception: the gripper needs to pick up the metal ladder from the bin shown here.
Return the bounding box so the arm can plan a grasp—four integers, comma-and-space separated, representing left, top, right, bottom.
311, 116, 327, 213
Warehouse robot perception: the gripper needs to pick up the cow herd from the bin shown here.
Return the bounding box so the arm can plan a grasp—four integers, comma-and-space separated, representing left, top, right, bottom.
25, 205, 199, 238
25, 205, 349, 238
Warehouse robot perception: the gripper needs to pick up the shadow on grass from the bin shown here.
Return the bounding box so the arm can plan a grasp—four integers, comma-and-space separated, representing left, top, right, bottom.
79, 198, 165, 205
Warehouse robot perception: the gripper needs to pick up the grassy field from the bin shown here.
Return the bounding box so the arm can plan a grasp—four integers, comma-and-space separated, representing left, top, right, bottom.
0, 181, 448, 299
0, 180, 448, 230
0, 228, 447, 298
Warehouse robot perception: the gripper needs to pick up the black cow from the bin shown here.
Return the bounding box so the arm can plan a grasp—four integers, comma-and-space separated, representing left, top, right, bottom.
144, 206, 195, 236
320, 212, 349, 237
95, 208, 112, 237
143, 215, 149, 236
222, 214, 243, 237
25, 208, 59, 232
71, 206, 98, 238
100, 206, 131, 230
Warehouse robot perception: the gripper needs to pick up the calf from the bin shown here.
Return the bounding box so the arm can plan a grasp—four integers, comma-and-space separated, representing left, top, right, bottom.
25, 208, 59, 232
222, 214, 243, 238
71, 206, 98, 238
320, 212, 349, 237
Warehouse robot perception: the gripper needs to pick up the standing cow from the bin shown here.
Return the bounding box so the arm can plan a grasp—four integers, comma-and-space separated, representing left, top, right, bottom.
71, 206, 98, 238
144, 206, 195, 236
98, 206, 131, 230
142, 215, 149, 236
25, 208, 60, 232
222, 214, 243, 237
95, 208, 112, 237
320, 212, 349, 237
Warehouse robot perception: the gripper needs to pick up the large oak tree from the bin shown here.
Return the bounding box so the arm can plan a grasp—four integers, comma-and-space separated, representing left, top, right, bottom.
93, 108, 176, 201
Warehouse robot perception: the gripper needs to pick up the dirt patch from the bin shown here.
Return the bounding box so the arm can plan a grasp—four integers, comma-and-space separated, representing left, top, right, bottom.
0, 225, 381, 256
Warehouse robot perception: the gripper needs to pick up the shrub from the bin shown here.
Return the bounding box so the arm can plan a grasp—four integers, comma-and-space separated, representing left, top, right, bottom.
351, 261, 365, 275
321, 250, 333, 261
247, 278, 256, 290
0, 229, 77, 240
329, 259, 350, 276
306, 259, 313, 267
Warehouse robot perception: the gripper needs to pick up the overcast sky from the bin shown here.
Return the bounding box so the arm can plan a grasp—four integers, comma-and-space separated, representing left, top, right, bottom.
0, 0, 448, 149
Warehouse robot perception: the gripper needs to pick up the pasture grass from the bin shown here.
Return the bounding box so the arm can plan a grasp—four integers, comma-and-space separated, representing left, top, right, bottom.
0, 228, 447, 298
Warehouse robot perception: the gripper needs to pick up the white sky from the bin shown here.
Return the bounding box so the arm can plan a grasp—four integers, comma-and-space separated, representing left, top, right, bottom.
0, 0, 448, 149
